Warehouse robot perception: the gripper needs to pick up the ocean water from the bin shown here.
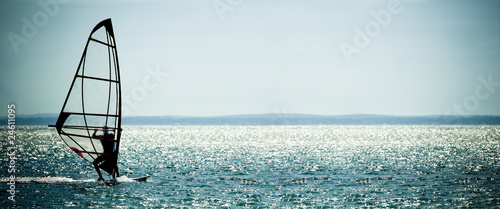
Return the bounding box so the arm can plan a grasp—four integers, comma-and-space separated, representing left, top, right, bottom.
1, 125, 499, 208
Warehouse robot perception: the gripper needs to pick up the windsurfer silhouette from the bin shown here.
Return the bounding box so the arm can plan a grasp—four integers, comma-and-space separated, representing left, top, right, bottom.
92, 128, 119, 181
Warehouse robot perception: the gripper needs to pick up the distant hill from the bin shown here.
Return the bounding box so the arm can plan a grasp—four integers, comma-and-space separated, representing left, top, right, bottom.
5, 114, 500, 125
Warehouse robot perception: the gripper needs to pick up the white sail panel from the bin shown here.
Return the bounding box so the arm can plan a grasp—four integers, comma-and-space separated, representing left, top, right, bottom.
83, 40, 113, 79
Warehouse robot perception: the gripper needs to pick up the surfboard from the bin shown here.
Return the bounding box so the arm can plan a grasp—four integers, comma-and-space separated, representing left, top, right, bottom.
131, 175, 150, 182
106, 175, 150, 183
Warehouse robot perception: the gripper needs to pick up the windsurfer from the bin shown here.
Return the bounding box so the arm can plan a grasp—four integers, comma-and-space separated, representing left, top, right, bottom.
92, 128, 119, 181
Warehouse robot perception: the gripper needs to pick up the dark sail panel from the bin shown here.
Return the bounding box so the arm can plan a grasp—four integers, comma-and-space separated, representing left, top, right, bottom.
51, 19, 121, 177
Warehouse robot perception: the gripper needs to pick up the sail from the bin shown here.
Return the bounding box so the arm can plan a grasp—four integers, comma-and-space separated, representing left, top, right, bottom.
51, 19, 121, 177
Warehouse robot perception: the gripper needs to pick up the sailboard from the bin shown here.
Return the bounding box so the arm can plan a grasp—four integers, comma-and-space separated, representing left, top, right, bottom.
49, 19, 147, 182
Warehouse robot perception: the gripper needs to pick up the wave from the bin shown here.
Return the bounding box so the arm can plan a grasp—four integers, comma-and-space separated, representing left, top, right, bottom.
0, 176, 89, 183
0, 175, 139, 183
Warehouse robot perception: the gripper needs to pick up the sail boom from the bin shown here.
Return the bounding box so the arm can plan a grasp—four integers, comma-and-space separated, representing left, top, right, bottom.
57, 125, 121, 131
60, 132, 116, 141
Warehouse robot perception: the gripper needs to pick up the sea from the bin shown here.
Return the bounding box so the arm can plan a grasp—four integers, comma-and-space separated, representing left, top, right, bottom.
1, 125, 499, 208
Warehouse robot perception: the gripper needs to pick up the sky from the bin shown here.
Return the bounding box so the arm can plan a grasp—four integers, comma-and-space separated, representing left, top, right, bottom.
1, 0, 500, 117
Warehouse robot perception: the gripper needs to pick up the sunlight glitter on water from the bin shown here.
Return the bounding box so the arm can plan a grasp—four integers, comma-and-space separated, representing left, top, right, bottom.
1, 125, 499, 207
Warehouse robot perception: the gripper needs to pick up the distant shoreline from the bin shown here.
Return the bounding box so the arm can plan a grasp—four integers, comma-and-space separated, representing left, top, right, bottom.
5, 114, 500, 125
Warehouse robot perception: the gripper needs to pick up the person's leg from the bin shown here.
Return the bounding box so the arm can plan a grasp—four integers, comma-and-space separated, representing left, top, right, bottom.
111, 165, 119, 179
93, 156, 105, 181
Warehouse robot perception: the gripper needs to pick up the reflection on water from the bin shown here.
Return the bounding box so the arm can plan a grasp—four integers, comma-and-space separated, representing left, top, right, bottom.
1, 125, 499, 207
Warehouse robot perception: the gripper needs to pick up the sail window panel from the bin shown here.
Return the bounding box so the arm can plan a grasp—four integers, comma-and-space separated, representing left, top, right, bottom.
82, 79, 115, 114
108, 82, 119, 115
60, 114, 94, 146
81, 153, 97, 162
90, 27, 109, 45
91, 138, 104, 153
61, 127, 89, 138
84, 115, 112, 129
90, 137, 115, 154
109, 50, 118, 81
84, 41, 114, 80
104, 116, 117, 128
63, 78, 83, 113
108, 117, 118, 128
60, 135, 80, 150
62, 114, 86, 128
68, 135, 95, 152
61, 134, 98, 161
